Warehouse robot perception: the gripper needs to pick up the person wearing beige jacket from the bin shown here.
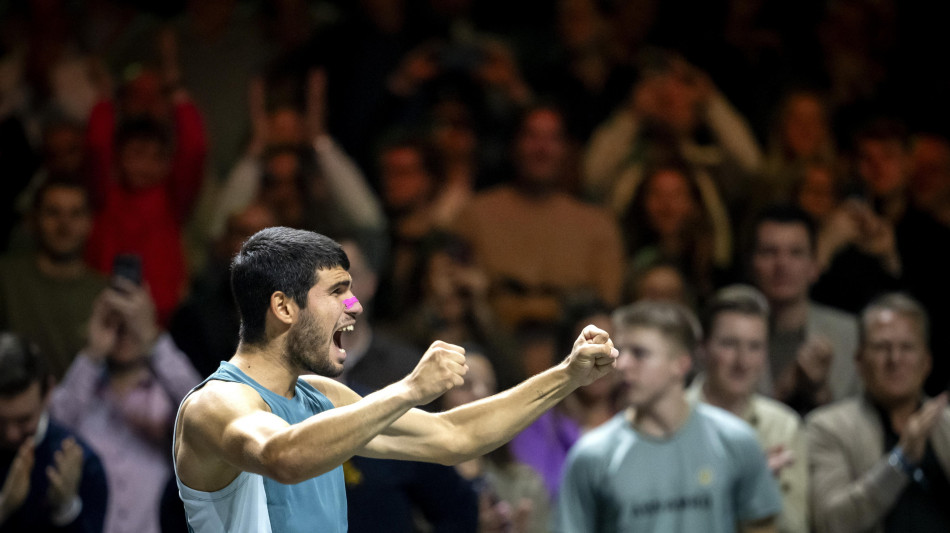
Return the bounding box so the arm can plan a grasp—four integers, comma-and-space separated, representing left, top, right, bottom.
806, 293, 950, 533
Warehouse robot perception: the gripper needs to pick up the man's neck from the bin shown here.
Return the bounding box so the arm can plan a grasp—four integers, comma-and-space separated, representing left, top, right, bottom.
770, 297, 810, 332
629, 389, 691, 438
35, 252, 86, 280
231, 343, 300, 398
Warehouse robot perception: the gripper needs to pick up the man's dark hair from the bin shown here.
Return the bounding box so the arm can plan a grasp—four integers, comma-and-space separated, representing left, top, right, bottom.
0, 333, 50, 397
32, 178, 91, 213
115, 116, 172, 152
612, 300, 702, 357
231, 227, 349, 345
750, 203, 819, 252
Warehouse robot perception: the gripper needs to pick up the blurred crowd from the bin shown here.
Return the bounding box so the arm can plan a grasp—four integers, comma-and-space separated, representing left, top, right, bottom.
1, 0, 949, 532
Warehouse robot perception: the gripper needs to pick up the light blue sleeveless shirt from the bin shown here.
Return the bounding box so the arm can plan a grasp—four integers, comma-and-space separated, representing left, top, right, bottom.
174, 362, 348, 533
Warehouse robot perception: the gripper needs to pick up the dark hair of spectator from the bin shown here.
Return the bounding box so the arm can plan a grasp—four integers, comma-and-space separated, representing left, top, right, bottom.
231, 227, 350, 345
0, 332, 50, 397
115, 116, 172, 152
750, 203, 819, 252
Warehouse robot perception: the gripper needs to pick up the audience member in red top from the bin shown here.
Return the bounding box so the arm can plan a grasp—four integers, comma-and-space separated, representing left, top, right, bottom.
82, 67, 207, 325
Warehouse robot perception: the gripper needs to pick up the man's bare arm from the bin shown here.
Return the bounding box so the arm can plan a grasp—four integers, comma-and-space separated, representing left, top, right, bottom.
356, 326, 618, 464
175, 341, 466, 490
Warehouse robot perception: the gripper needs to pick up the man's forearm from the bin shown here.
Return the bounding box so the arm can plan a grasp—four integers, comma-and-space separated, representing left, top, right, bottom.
439, 362, 578, 459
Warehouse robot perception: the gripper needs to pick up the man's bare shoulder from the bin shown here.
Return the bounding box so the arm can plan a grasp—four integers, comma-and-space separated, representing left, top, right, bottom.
178, 380, 271, 444
300, 375, 362, 407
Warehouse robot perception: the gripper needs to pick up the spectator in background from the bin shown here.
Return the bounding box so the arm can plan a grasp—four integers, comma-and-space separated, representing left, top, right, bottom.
688, 285, 808, 533
170, 203, 276, 378
557, 300, 782, 532
807, 293, 950, 533
629, 261, 694, 308
583, 50, 762, 221
0, 180, 106, 380
453, 104, 624, 329
0, 332, 107, 532
210, 71, 385, 266
762, 90, 837, 202
51, 281, 200, 533
82, 57, 207, 325
908, 133, 950, 227
443, 350, 551, 533
621, 160, 733, 302
748, 204, 859, 415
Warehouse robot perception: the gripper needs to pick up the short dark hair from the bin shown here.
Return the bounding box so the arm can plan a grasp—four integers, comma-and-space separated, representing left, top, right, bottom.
32, 178, 91, 213
854, 118, 909, 150
612, 300, 702, 357
0, 333, 50, 397
701, 284, 770, 337
751, 203, 818, 252
231, 227, 349, 345
115, 116, 171, 152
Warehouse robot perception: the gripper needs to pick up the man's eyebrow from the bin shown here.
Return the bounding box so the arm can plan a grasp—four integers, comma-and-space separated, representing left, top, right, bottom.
328, 278, 352, 292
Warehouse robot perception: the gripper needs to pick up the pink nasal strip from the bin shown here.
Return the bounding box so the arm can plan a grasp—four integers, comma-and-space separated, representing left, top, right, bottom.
344, 297, 359, 310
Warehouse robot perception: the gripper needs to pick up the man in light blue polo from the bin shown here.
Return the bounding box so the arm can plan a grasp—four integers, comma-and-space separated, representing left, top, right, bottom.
557, 300, 782, 533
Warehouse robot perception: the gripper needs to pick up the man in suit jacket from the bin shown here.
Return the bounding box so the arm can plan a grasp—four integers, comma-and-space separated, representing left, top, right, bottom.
806, 293, 950, 533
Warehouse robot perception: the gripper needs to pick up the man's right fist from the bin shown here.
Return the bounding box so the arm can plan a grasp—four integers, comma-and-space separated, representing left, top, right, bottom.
405, 341, 468, 405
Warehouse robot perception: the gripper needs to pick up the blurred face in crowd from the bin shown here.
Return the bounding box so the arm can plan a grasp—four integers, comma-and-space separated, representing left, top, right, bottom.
644, 168, 698, 238
442, 352, 496, 409
858, 309, 930, 407
910, 135, 950, 209
782, 93, 829, 159
221, 204, 277, 260
43, 123, 85, 176
797, 165, 839, 222
0, 382, 47, 451
261, 150, 305, 227
635, 264, 689, 304
703, 312, 768, 403
616, 326, 690, 410
268, 108, 305, 146
752, 221, 817, 306
515, 109, 568, 190
119, 138, 171, 189
33, 185, 92, 262
431, 100, 476, 162
381, 146, 433, 213
857, 138, 909, 200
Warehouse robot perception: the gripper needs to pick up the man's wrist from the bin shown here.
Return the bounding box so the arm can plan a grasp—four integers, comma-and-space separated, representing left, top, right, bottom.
50, 495, 83, 526
889, 445, 926, 486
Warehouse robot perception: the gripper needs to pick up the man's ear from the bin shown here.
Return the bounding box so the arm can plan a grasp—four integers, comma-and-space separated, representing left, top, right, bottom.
270, 291, 298, 325
677, 349, 694, 378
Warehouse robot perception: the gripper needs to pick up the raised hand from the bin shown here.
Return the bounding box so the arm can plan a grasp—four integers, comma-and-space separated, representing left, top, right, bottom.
46, 437, 84, 514
565, 325, 619, 386
0, 438, 34, 523
403, 341, 468, 405
899, 393, 948, 463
